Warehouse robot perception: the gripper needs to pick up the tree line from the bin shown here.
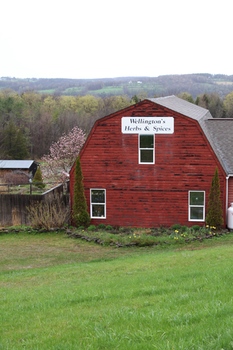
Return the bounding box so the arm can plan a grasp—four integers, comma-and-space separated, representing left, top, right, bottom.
0, 91, 131, 159
1, 74, 233, 98
1, 89, 233, 160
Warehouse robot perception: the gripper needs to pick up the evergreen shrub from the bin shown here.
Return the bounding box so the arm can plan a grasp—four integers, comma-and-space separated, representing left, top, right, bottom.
206, 167, 224, 228
72, 157, 90, 227
33, 167, 45, 189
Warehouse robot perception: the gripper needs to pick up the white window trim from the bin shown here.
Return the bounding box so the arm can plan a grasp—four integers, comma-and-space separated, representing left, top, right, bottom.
138, 134, 155, 164
90, 188, 106, 219
188, 190, 205, 222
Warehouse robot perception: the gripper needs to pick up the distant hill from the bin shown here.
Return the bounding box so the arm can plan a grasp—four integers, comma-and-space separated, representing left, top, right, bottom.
1, 74, 233, 98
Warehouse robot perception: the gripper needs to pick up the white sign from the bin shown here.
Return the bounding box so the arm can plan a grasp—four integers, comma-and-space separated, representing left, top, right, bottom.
121, 117, 174, 134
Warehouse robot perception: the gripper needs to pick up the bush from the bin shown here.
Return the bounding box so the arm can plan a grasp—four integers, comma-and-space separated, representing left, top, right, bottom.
27, 195, 69, 230
33, 167, 45, 189
73, 210, 90, 228
72, 157, 90, 227
98, 223, 106, 230
206, 167, 224, 228
88, 225, 96, 231
191, 225, 201, 232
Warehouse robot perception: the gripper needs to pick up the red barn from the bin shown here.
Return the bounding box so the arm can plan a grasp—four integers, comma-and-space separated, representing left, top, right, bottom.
70, 96, 233, 228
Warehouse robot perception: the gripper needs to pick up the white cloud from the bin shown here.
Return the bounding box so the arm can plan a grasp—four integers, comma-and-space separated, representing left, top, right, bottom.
1, 0, 233, 78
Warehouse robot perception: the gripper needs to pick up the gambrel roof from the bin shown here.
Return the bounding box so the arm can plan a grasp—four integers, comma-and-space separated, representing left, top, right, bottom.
149, 96, 233, 175
151, 95, 212, 121
202, 119, 233, 175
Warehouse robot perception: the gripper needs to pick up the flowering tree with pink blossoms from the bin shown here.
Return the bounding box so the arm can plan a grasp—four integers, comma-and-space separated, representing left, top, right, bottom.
42, 126, 86, 182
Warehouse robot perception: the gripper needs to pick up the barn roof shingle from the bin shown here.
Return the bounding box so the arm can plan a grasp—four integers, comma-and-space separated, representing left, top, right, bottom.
151, 95, 212, 121
149, 96, 233, 175
203, 119, 233, 175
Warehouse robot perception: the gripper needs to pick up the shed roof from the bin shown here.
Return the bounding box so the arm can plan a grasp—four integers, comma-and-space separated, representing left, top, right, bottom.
0, 160, 35, 169
150, 96, 233, 175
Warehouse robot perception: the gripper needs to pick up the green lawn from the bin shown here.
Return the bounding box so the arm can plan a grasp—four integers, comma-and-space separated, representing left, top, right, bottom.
1, 232, 233, 349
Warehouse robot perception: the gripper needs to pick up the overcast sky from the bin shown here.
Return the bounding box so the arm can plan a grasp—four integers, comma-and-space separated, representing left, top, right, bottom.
1, 0, 232, 79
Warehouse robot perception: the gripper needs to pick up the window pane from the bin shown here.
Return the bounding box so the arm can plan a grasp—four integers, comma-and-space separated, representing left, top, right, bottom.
190, 207, 204, 220
91, 190, 105, 203
140, 135, 154, 148
140, 150, 153, 163
190, 192, 204, 205
92, 204, 105, 217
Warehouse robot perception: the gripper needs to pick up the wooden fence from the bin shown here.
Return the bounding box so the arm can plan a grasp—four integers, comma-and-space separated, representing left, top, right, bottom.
0, 182, 69, 227
0, 182, 62, 195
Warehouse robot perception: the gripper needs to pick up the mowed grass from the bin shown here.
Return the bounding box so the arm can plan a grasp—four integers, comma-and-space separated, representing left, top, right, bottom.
1, 232, 233, 349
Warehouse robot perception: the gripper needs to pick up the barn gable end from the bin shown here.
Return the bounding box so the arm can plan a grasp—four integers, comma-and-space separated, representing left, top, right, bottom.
70, 97, 229, 228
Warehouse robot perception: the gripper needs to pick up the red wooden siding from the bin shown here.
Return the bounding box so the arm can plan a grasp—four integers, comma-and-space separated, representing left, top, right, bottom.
228, 178, 233, 207
70, 100, 226, 228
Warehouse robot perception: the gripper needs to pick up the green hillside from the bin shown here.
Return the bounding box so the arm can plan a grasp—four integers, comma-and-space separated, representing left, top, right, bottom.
1, 73, 233, 98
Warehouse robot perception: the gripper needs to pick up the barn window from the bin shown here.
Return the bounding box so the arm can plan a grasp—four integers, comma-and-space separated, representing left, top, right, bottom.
139, 135, 154, 164
90, 189, 106, 218
188, 191, 205, 221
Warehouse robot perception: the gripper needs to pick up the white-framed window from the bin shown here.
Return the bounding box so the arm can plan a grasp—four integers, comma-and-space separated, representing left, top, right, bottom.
90, 189, 106, 219
188, 191, 205, 221
139, 134, 154, 164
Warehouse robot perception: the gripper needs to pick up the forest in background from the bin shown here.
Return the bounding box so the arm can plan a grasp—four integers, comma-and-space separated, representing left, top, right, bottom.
1, 73, 233, 161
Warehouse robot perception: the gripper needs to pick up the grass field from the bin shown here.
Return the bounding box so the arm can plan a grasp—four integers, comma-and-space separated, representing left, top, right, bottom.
1, 231, 233, 349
